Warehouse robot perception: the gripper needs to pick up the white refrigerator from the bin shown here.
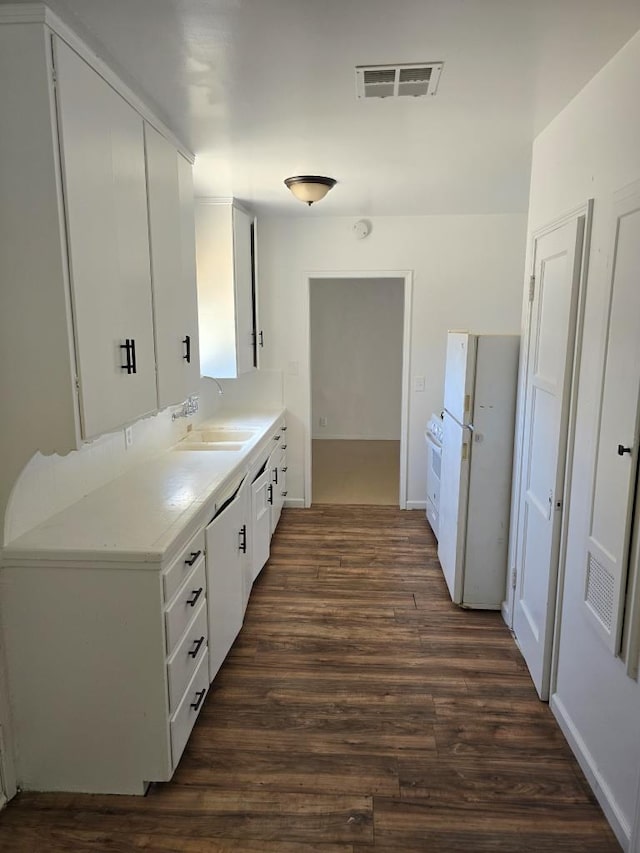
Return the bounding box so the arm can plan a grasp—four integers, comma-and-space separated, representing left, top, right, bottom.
437, 332, 519, 608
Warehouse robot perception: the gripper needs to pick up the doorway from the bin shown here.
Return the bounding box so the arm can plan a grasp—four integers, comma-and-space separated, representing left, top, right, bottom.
306, 274, 411, 506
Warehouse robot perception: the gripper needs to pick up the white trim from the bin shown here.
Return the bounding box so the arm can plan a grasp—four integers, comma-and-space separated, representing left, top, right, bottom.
406, 500, 426, 511
302, 270, 413, 510
551, 694, 631, 850
312, 434, 401, 441
0, 3, 194, 164
283, 497, 305, 509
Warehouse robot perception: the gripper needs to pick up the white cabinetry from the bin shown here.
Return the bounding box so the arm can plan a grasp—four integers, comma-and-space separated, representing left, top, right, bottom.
53, 37, 158, 438
195, 201, 258, 379
145, 123, 200, 409
0, 18, 198, 457
205, 476, 250, 680
0, 528, 209, 795
251, 462, 272, 583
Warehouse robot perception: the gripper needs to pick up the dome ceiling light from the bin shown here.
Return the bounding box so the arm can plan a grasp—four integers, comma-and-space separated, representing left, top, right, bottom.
284, 175, 337, 206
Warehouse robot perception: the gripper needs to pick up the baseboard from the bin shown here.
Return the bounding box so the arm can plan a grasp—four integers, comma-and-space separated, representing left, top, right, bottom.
501, 600, 512, 629
406, 500, 426, 511
550, 693, 631, 850
312, 434, 401, 441
283, 498, 305, 509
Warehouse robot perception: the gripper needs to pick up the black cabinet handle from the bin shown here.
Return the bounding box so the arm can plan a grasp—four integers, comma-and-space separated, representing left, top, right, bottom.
618, 444, 632, 456
272, 468, 278, 484
281, 426, 287, 431
259, 330, 264, 348
267, 484, 273, 505
186, 587, 203, 607
184, 550, 202, 566
120, 339, 133, 374
238, 524, 247, 553
273, 435, 280, 441
281, 444, 287, 450
183, 335, 191, 364
190, 689, 206, 711
130, 338, 137, 374
282, 466, 288, 473
188, 636, 205, 659
282, 491, 288, 497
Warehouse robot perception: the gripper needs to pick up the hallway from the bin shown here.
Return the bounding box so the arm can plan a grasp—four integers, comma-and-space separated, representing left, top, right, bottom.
0, 507, 618, 851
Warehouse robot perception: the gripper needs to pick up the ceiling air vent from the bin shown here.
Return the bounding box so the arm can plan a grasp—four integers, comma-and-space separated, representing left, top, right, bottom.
356, 62, 443, 99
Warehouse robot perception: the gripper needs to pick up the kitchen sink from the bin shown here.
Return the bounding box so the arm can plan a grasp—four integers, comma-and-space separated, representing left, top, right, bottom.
173, 427, 258, 452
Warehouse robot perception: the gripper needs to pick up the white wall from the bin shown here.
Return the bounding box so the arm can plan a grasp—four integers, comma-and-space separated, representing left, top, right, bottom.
523, 29, 640, 848
310, 278, 403, 440
257, 213, 527, 507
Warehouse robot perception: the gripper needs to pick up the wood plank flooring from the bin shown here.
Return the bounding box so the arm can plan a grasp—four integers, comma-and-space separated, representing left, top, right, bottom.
0, 506, 620, 851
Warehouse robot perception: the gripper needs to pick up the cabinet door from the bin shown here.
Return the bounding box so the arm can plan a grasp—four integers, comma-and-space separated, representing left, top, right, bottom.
145, 124, 200, 409
251, 466, 271, 582
232, 206, 255, 375
205, 487, 245, 681
54, 38, 157, 438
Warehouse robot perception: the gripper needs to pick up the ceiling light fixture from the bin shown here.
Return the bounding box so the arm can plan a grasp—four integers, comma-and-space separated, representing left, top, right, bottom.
284, 175, 336, 206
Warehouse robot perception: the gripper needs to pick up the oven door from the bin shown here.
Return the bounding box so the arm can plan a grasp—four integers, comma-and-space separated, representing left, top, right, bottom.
426, 433, 442, 538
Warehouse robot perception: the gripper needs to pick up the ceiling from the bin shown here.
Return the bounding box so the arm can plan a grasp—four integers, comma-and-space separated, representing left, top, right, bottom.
10, 0, 640, 216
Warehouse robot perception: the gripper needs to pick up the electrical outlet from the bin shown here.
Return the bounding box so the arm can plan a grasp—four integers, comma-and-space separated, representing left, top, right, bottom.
124, 426, 133, 449
319, 416, 327, 427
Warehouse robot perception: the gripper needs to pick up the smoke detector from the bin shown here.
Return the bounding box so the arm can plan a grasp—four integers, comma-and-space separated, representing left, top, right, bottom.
356, 62, 443, 99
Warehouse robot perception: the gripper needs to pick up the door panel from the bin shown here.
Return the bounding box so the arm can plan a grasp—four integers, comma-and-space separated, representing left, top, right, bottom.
437, 413, 470, 603
232, 206, 254, 375
251, 467, 271, 582
513, 216, 585, 698
443, 333, 477, 425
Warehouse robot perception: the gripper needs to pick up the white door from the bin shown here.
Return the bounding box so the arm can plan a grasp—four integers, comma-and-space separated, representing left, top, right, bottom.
232, 206, 255, 375
205, 486, 245, 681
443, 332, 477, 425
145, 123, 200, 409
251, 467, 271, 582
437, 412, 471, 603
513, 216, 585, 699
54, 38, 157, 438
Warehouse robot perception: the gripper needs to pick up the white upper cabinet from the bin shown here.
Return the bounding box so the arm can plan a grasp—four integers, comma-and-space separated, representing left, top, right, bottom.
144, 123, 200, 409
195, 201, 257, 379
54, 38, 158, 438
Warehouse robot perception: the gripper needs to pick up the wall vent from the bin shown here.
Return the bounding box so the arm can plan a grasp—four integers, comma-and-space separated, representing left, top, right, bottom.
356, 62, 443, 99
585, 552, 615, 633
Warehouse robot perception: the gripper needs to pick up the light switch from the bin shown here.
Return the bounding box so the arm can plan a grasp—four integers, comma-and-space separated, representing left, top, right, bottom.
414, 376, 426, 392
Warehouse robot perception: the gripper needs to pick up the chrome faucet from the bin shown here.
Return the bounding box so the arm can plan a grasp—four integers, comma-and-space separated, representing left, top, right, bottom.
172, 395, 200, 421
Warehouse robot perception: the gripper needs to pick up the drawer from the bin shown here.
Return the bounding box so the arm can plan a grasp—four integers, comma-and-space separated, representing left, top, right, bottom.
426, 498, 439, 540
163, 529, 206, 604
165, 559, 206, 653
170, 648, 209, 769
167, 598, 208, 713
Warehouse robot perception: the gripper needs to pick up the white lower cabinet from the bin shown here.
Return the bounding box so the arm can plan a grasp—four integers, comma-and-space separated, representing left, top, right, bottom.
170, 650, 209, 767
205, 477, 249, 681
251, 461, 272, 583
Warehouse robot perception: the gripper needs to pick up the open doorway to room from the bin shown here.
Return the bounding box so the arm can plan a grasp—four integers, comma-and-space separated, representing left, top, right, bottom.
308, 275, 408, 506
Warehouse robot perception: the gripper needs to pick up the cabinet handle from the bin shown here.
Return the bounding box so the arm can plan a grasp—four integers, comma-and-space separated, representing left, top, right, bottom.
273, 435, 280, 441
259, 330, 264, 348
190, 689, 206, 712
281, 444, 287, 450
186, 587, 203, 607
188, 636, 205, 659
282, 466, 288, 472
281, 426, 287, 431
184, 550, 202, 566
130, 338, 137, 375
238, 524, 247, 553
267, 484, 273, 505
120, 339, 133, 374
618, 444, 632, 456
282, 491, 288, 497
183, 335, 191, 364
272, 468, 278, 484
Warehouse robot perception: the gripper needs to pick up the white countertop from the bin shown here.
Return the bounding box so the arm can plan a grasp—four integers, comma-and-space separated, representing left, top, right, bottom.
2, 409, 285, 567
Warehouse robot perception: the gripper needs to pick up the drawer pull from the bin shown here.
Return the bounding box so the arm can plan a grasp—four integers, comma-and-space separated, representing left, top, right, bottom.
186, 587, 203, 607
281, 425, 287, 431
282, 491, 288, 497
238, 524, 247, 553
273, 434, 280, 441
188, 636, 205, 659
190, 689, 206, 712
184, 550, 202, 567
272, 468, 278, 484
267, 484, 273, 505
282, 466, 288, 472
281, 444, 287, 450
183, 334, 191, 364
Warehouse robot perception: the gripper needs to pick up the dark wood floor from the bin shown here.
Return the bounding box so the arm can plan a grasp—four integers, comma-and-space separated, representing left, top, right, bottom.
0, 506, 620, 851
